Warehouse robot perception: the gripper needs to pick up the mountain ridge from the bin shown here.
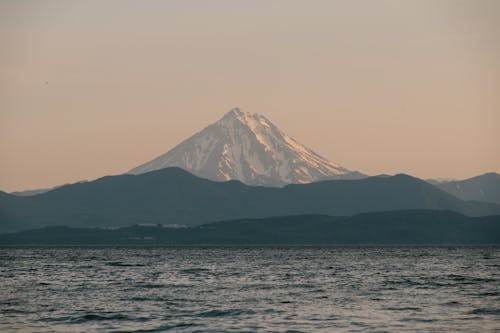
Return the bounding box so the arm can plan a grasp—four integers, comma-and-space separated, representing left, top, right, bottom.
432, 173, 500, 204
1, 167, 499, 233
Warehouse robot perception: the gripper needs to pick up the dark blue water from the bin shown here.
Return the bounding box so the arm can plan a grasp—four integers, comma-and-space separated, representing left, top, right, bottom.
1, 247, 499, 332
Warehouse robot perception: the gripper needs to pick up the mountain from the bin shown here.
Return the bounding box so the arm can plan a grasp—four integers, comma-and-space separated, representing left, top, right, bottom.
425, 178, 457, 185
1, 167, 499, 233
2, 210, 499, 245
432, 173, 500, 204
128, 108, 363, 186
9, 181, 89, 197
10, 188, 53, 197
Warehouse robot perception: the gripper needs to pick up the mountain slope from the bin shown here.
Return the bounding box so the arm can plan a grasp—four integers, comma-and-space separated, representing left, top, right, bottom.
1, 168, 499, 233
434, 173, 500, 204
129, 108, 362, 186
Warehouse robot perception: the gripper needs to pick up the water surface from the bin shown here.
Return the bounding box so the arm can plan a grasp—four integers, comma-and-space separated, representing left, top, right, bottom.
1, 246, 499, 332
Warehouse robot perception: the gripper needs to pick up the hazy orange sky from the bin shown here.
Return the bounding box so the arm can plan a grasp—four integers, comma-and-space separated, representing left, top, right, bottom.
1, 0, 499, 192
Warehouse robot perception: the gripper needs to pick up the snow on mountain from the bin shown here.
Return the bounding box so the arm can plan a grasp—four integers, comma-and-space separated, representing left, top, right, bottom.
128, 108, 363, 186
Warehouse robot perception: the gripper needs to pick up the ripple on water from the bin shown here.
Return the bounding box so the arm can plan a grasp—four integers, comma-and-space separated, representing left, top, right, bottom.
468, 308, 500, 315
195, 308, 256, 318
37, 313, 151, 324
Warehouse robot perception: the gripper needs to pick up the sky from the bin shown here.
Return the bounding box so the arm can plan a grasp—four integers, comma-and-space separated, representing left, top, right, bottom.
1, 0, 499, 192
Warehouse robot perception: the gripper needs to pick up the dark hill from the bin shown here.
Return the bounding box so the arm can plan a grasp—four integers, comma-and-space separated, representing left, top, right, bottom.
1, 210, 499, 245
1, 168, 499, 232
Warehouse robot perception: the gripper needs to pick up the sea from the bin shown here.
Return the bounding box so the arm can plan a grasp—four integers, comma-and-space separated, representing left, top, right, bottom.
1, 246, 499, 332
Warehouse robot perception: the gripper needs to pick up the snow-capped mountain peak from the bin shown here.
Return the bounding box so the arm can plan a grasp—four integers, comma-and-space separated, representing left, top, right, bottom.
128, 108, 362, 186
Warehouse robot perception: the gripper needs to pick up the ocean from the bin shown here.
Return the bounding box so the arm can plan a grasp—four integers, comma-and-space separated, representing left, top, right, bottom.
1, 246, 499, 332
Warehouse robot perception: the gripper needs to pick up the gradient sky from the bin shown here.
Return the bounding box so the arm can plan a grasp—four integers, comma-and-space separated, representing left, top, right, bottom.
1, 0, 499, 192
